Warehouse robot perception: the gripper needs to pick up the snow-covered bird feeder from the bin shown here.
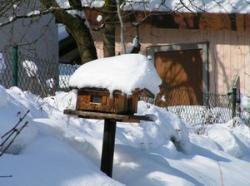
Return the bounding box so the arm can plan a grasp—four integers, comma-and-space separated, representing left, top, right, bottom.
69, 54, 161, 115
65, 54, 161, 177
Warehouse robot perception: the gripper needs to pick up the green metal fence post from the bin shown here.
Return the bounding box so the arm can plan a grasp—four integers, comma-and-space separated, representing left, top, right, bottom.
12, 46, 18, 86
232, 87, 237, 118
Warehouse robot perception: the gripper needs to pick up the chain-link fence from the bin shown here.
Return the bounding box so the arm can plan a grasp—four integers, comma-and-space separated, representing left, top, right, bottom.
0, 48, 241, 125
0, 47, 81, 97
166, 93, 233, 125
0, 48, 58, 97
58, 64, 80, 91
155, 86, 238, 125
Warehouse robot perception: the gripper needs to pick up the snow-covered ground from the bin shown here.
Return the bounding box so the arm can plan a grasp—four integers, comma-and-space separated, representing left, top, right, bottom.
1, 86, 250, 186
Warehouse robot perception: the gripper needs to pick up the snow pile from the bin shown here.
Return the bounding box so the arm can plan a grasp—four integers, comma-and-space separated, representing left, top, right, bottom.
69, 54, 161, 95
0, 86, 122, 186
135, 101, 191, 153
241, 95, 250, 124
3, 86, 250, 185
0, 86, 40, 155
0, 85, 9, 107
241, 95, 250, 111
191, 118, 250, 161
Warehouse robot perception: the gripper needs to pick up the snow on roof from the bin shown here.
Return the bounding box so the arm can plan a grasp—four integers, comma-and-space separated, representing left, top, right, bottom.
123, 0, 250, 14
69, 54, 161, 95
56, 0, 250, 14
56, 0, 104, 8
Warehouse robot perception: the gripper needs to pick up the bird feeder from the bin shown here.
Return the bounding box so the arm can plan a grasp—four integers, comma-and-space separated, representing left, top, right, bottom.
76, 87, 154, 115
64, 54, 161, 177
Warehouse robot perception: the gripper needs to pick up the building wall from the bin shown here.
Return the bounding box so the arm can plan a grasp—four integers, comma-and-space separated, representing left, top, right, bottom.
94, 24, 250, 96
0, 1, 58, 96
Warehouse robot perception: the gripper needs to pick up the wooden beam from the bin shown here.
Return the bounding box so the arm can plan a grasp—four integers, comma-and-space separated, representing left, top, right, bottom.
64, 109, 155, 123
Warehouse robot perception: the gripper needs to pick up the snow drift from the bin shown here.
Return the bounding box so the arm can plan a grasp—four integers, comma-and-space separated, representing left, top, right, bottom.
1, 86, 250, 185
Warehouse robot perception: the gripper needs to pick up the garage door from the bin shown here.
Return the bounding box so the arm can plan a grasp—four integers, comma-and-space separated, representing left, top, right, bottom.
155, 49, 203, 106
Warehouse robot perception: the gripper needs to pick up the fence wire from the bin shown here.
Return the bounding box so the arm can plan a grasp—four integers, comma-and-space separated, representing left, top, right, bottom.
58, 64, 80, 91
1, 51, 58, 97
157, 89, 234, 125
0, 50, 240, 125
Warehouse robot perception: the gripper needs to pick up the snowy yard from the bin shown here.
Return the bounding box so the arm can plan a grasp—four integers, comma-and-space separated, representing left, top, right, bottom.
1, 86, 250, 186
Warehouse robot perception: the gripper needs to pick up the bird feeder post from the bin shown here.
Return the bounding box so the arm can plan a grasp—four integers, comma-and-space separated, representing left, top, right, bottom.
100, 119, 117, 177
64, 109, 155, 178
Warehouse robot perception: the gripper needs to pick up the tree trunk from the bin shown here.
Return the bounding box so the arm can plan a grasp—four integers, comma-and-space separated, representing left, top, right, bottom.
68, 17, 97, 63
116, 0, 126, 54
41, 0, 97, 64
103, 0, 117, 57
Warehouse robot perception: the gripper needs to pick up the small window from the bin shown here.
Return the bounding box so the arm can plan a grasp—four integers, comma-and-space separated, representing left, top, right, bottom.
90, 95, 102, 104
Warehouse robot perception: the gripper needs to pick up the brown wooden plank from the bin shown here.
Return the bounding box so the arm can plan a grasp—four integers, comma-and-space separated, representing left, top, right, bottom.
64, 109, 155, 123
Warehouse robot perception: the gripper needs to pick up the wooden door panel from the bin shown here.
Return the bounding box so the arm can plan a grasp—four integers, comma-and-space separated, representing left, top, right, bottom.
155, 49, 203, 106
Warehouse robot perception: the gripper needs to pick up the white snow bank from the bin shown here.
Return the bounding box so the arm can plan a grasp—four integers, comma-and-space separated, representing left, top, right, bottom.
0, 85, 9, 107
0, 87, 123, 186
69, 54, 161, 95
0, 86, 40, 155
44, 91, 77, 112
190, 118, 250, 160
3, 87, 250, 186
133, 101, 191, 153
241, 95, 250, 110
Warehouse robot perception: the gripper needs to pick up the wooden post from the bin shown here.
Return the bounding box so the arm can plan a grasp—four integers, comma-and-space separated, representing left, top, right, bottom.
12, 46, 18, 86
232, 87, 237, 118
63, 109, 154, 177
101, 119, 116, 177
